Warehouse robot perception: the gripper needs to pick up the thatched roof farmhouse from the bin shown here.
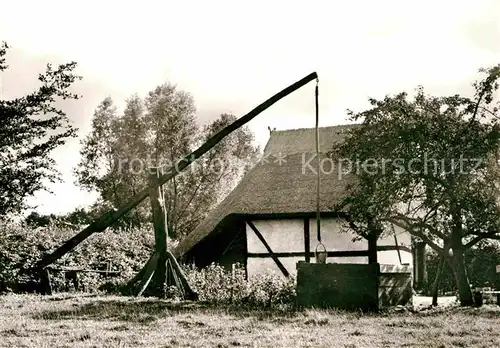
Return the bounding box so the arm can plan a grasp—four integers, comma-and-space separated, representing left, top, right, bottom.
173, 125, 417, 281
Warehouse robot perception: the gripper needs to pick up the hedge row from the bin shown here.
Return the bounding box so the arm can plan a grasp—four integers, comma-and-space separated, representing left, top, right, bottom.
0, 220, 155, 293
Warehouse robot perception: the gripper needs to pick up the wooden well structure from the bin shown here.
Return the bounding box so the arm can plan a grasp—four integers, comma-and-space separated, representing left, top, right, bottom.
296, 262, 412, 311
31, 72, 320, 298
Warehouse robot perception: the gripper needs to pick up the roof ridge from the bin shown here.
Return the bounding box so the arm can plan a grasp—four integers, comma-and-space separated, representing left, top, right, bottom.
271, 124, 358, 133
263, 124, 359, 154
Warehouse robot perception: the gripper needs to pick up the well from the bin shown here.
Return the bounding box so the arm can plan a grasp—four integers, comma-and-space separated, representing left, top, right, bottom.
296, 261, 412, 310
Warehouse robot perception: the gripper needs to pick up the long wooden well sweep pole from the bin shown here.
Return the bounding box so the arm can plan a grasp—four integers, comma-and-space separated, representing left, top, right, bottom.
35, 72, 319, 270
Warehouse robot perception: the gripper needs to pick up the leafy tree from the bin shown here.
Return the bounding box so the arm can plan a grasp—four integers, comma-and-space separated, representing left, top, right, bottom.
0, 42, 81, 216
332, 64, 500, 306
426, 241, 500, 294
75, 83, 259, 237
169, 113, 259, 236
24, 206, 98, 229
143, 83, 199, 237
76, 95, 153, 228
24, 211, 55, 228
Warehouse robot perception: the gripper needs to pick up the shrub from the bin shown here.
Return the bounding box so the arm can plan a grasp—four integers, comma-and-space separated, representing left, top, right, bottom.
183, 262, 296, 309
0, 219, 297, 307
0, 220, 162, 293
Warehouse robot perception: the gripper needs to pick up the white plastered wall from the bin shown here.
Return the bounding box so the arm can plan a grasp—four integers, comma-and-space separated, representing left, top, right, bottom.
246, 218, 413, 278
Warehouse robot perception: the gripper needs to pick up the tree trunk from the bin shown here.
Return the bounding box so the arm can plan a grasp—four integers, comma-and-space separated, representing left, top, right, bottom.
367, 218, 380, 264
450, 248, 473, 306
414, 241, 427, 292
367, 231, 378, 264
431, 255, 445, 306
448, 203, 473, 306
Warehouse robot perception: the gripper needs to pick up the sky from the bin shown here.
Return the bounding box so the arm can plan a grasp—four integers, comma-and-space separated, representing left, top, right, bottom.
1, 0, 499, 215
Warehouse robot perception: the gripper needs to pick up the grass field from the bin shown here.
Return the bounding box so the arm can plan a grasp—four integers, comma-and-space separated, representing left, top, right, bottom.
0, 293, 499, 348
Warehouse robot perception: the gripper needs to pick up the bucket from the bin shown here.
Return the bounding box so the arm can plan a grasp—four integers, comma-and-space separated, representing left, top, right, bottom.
315, 243, 327, 264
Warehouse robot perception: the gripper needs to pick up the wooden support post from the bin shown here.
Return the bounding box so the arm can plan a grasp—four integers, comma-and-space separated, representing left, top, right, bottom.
39, 268, 52, 295
149, 167, 168, 294
415, 241, 427, 291
166, 259, 181, 296
64, 270, 79, 291
166, 251, 198, 301
123, 168, 198, 299
135, 252, 160, 297
123, 252, 159, 294
411, 237, 417, 288
246, 220, 290, 277
304, 218, 310, 262
393, 232, 402, 264
431, 254, 445, 306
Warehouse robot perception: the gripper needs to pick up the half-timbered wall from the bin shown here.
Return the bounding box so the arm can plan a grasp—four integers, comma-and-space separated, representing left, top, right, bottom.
246, 219, 304, 278
246, 217, 412, 278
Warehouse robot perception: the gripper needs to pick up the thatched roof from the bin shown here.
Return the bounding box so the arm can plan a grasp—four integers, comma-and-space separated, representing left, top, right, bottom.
173, 124, 359, 258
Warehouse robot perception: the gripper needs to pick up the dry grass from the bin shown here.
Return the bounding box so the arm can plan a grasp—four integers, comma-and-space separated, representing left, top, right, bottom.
0, 293, 499, 348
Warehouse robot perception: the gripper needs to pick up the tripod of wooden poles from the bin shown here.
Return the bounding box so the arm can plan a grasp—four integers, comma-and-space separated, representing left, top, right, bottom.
121, 167, 197, 299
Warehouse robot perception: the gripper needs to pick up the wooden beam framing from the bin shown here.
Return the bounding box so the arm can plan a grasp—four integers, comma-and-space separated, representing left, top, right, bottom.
248, 251, 370, 258
377, 244, 412, 254
246, 220, 290, 277
247, 245, 411, 259
393, 232, 402, 264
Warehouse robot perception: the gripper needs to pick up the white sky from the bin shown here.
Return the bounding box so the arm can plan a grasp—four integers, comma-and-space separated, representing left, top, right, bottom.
1, 0, 499, 215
